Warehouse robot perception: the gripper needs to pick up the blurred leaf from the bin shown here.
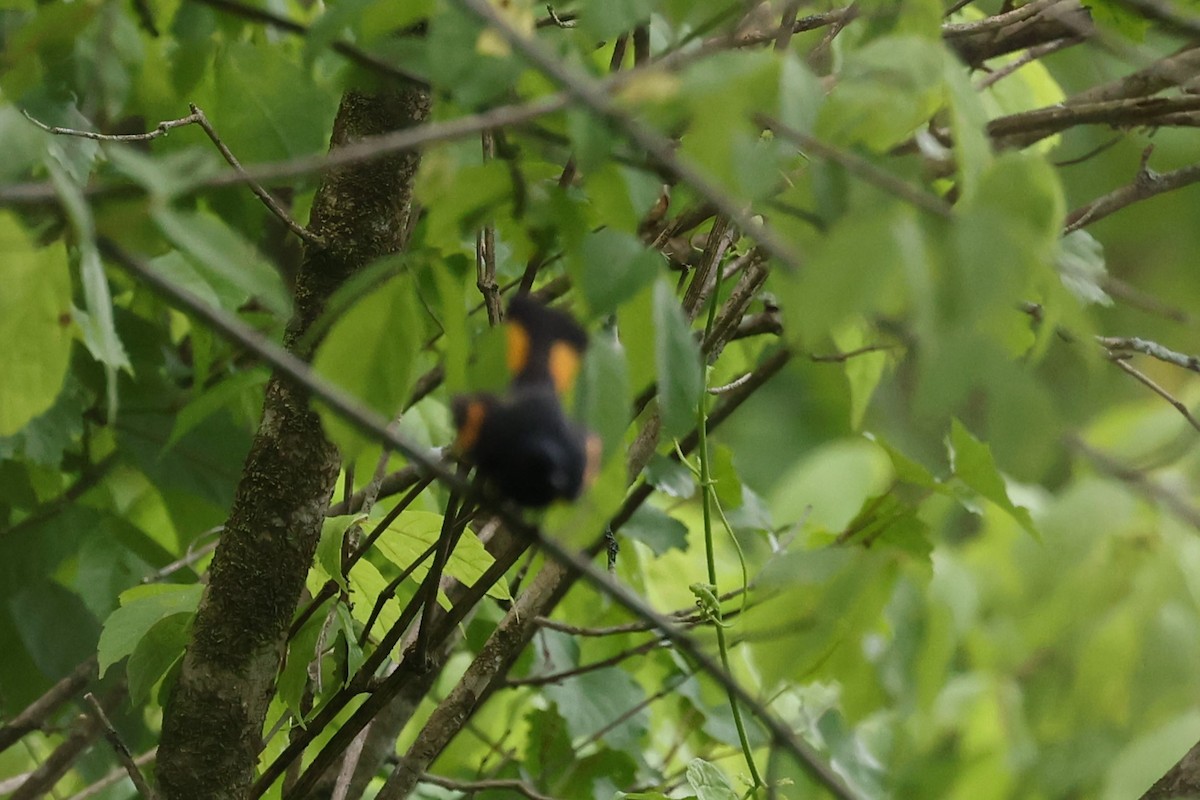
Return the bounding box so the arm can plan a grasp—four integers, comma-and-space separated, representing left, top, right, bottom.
153, 206, 290, 316
571, 229, 661, 315
624, 505, 689, 556
48, 153, 130, 419
817, 35, 943, 151
313, 271, 423, 460
686, 758, 738, 800
166, 369, 267, 450
578, 323, 631, 459
1056, 230, 1111, 306
654, 280, 702, 438
769, 438, 894, 530
0, 212, 73, 436
644, 453, 696, 499
948, 419, 1037, 537
316, 514, 363, 593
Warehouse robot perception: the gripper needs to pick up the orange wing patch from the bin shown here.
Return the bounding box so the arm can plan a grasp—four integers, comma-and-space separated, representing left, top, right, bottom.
506, 321, 531, 378
548, 341, 582, 395
453, 398, 489, 453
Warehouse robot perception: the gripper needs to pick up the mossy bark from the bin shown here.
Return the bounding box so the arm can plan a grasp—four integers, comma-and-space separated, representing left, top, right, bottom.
156, 85, 430, 800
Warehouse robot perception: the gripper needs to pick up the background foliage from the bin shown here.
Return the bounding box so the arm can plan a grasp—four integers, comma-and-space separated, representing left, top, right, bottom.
3, 0, 1200, 798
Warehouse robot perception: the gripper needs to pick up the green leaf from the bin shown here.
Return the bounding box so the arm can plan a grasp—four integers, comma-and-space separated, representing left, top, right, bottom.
769, 439, 893, 530
624, 505, 689, 556
152, 207, 290, 316
644, 453, 696, 499
316, 514, 364, 592
686, 758, 738, 800
280, 598, 329, 720
210, 43, 339, 162
335, 601, 364, 680
653, 280, 702, 438
313, 270, 423, 461
373, 510, 509, 605
166, 369, 268, 450
571, 229, 661, 315
126, 613, 191, 705
816, 35, 944, 151
46, 153, 130, 421
578, 323, 630, 460
0, 212, 73, 436
544, 667, 649, 751
834, 320, 889, 430
98, 584, 204, 677
947, 419, 1037, 537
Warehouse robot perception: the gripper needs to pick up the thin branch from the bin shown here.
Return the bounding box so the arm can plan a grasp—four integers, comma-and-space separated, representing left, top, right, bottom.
760, 116, 953, 219
1097, 336, 1200, 373
1106, 355, 1200, 433
989, 94, 1200, 150
1, 93, 573, 207
24, 106, 323, 245
1065, 158, 1200, 233
63, 749, 157, 800
506, 638, 667, 687
0, 659, 96, 754
83, 693, 159, 800
451, 0, 808, 274
476, 130, 503, 325
419, 773, 559, 800
1068, 437, 1200, 530
192, 0, 428, 87
975, 37, 1083, 90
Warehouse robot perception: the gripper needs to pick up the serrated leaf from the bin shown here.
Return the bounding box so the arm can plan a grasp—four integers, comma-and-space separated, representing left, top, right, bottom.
98, 584, 204, 677
947, 419, 1037, 537
653, 280, 702, 438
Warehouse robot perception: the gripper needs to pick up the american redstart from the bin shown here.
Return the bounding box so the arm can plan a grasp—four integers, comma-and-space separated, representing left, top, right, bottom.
452, 296, 600, 508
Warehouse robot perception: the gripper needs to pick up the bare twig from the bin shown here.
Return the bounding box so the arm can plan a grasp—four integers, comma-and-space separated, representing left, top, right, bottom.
1107, 354, 1200, 433
975, 37, 1083, 90
989, 94, 1200, 150
451, 0, 809, 274
1065, 158, 1200, 233
0, 659, 96, 754
1098, 336, 1200, 373
24, 106, 323, 245
420, 773, 558, 800
83, 693, 159, 800
760, 116, 953, 219
477, 130, 503, 325
64, 749, 157, 800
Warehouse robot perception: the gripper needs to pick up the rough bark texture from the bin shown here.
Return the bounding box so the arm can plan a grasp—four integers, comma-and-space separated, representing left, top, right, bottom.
1143, 740, 1200, 799
156, 85, 430, 800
